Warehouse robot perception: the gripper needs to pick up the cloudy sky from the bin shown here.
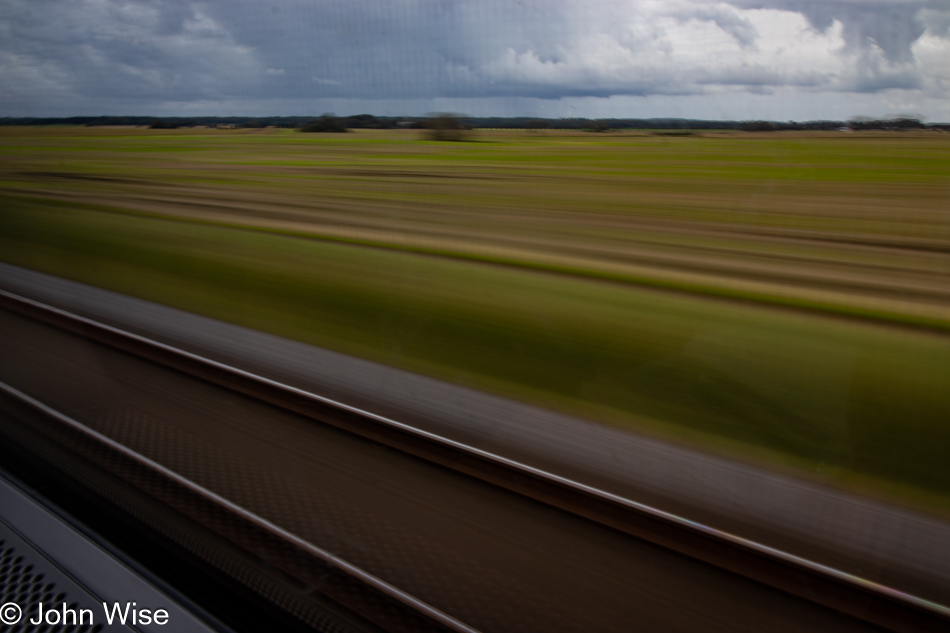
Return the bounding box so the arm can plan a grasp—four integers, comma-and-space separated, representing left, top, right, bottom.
2, 0, 949, 121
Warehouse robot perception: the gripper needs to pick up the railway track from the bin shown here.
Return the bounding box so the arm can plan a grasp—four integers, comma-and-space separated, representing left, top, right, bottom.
1, 287, 948, 633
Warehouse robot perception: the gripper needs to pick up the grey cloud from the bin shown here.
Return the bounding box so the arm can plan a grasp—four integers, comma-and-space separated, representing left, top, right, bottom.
0, 0, 945, 116
2, 0, 264, 104
694, 64, 831, 88
666, 4, 760, 48
918, 9, 950, 37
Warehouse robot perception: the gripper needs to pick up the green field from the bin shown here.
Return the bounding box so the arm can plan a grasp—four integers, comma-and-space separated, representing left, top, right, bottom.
2, 126, 949, 512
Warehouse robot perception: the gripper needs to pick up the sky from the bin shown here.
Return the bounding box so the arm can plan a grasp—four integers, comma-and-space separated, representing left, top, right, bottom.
2, 0, 949, 121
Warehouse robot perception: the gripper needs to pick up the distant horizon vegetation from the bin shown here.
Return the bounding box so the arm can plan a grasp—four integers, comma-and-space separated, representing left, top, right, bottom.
1, 114, 947, 132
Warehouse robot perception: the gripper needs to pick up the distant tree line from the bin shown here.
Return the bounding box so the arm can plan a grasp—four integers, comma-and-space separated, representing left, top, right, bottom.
299, 114, 350, 133
0, 114, 403, 129
736, 118, 927, 132
0, 115, 943, 132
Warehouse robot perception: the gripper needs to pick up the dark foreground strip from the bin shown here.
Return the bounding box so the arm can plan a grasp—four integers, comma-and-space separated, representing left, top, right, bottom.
0, 398, 393, 633
0, 381, 479, 633
2, 289, 949, 633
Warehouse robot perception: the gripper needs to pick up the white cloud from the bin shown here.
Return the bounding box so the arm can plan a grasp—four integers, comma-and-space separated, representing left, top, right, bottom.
912, 32, 950, 100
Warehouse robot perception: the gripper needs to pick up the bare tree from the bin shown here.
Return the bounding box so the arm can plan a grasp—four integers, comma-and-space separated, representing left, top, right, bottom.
424, 113, 469, 141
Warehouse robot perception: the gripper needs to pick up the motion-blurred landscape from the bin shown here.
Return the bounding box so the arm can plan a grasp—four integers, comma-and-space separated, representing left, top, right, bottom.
2, 124, 948, 511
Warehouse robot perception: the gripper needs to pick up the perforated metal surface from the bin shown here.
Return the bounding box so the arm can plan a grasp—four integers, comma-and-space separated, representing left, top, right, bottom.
0, 522, 105, 633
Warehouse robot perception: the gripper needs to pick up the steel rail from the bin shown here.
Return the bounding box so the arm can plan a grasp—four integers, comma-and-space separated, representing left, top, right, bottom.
2, 288, 949, 632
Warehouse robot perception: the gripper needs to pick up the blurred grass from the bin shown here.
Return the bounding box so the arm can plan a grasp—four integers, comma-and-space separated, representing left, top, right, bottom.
1, 126, 949, 512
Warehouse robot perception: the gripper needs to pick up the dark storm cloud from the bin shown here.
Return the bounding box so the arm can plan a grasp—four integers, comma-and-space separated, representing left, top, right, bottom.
0, 0, 946, 115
